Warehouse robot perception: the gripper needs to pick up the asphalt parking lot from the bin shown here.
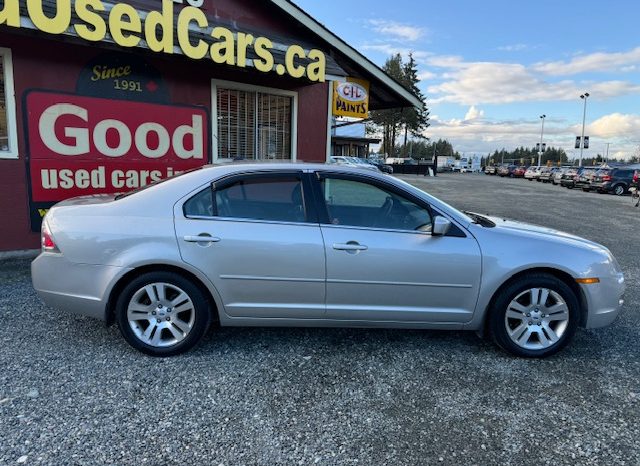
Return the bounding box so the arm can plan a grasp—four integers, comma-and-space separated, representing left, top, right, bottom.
1, 173, 638, 465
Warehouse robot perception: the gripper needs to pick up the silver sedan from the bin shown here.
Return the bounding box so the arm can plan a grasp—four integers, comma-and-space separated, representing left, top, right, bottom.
32, 164, 625, 357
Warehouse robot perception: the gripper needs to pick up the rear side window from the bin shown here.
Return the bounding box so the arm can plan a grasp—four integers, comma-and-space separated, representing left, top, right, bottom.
215, 176, 307, 223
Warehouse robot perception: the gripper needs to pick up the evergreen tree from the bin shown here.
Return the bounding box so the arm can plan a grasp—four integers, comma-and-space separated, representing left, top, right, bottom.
368, 53, 430, 156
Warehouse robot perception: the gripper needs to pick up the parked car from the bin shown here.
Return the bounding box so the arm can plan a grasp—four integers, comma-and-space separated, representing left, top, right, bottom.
539, 167, 560, 183
525, 166, 544, 181
484, 165, 497, 175
329, 156, 378, 172
512, 166, 526, 178
498, 165, 518, 177
560, 168, 580, 188
32, 163, 624, 358
360, 158, 393, 174
574, 168, 598, 192
590, 168, 636, 195
552, 167, 572, 185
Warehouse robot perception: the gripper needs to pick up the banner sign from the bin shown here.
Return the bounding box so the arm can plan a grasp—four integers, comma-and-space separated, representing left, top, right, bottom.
25, 90, 209, 229
332, 78, 370, 118
0, 0, 326, 82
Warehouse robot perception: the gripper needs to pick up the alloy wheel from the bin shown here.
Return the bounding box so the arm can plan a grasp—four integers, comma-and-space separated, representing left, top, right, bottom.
504, 287, 569, 350
127, 282, 195, 348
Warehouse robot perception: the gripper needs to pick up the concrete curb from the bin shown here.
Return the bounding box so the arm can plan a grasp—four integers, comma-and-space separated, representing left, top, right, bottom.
0, 249, 39, 261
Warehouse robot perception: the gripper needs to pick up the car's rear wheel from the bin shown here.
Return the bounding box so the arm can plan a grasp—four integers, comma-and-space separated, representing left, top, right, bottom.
116, 271, 210, 356
613, 184, 626, 196
489, 273, 579, 358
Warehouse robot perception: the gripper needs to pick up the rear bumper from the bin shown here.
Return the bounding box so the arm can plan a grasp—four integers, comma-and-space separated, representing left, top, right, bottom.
582, 273, 625, 329
590, 182, 610, 191
32, 253, 129, 321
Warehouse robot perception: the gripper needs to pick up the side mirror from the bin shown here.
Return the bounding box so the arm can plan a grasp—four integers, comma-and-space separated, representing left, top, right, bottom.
432, 216, 452, 236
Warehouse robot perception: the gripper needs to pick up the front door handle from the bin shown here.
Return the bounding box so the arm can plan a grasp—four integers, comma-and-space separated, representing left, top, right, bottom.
333, 241, 368, 252
183, 234, 221, 244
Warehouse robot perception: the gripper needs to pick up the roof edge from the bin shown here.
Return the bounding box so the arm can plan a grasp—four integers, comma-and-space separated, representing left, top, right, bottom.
268, 0, 424, 110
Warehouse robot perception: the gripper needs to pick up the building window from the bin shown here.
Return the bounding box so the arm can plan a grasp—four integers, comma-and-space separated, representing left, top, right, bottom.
213, 80, 297, 161
0, 48, 18, 159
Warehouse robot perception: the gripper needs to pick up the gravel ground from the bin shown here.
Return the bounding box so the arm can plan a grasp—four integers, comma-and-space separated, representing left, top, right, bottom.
1, 173, 638, 465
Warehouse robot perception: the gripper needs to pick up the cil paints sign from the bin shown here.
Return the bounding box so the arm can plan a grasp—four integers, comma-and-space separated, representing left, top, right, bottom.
332, 78, 370, 118
25, 91, 209, 229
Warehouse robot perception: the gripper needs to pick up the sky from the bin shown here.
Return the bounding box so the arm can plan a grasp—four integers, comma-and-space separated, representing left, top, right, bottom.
294, 0, 640, 160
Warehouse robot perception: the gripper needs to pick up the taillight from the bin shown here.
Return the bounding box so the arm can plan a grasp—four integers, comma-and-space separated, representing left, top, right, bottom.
574, 175, 579, 181
601, 175, 611, 181
41, 221, 60, 253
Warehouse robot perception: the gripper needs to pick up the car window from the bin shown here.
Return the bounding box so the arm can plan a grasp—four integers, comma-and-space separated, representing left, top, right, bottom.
320, 177, 432, 231
184, 187, 214, 217
214, 175, 306, 223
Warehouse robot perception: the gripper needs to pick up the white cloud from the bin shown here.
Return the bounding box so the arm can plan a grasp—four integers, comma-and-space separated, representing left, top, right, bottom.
360, 43, 432, 61
532, 46, 640, 75
497, 44, 529, 52
367, 20, 426, 42
427, 61, 640, 105
464, 106, 484, 120
587, 113, 640, 138
417, 70, 437, 81
425, 114, 639, 160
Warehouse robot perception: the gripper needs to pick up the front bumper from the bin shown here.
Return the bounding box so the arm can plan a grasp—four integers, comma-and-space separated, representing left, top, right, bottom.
32, 253, 128, 321
582, 273, 625, 328
590, 181, 610, 191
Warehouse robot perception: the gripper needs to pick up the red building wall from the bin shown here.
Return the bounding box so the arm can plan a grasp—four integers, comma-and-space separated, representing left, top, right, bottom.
0, 28, 329, 251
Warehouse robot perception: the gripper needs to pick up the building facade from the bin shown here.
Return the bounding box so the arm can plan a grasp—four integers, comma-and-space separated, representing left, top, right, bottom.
0, 0, 419, 251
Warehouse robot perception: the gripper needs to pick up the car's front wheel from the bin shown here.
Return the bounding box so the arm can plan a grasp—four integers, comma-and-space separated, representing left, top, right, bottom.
613, 184, 626, 196
116, 271, 211, 356
489, 273, 579, 358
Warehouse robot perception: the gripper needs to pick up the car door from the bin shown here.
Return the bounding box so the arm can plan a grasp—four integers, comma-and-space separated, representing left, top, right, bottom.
174, 171, 326, 319
314, 172, 482, 323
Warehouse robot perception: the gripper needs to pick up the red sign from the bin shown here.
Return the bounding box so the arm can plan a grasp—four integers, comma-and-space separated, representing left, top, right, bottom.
26, 91, 209, 202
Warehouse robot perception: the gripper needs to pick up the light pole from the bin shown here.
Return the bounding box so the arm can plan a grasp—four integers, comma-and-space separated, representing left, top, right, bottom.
538, 114, 546, 167
604, 142, 610, 164
579, 93, 590, 167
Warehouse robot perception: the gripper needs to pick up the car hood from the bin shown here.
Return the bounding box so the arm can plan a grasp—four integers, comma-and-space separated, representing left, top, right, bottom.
483, 215, 607, 252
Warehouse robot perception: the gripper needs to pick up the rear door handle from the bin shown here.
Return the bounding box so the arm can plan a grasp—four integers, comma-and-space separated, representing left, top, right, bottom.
183, 234, 221, 244
333, 242, 368, 252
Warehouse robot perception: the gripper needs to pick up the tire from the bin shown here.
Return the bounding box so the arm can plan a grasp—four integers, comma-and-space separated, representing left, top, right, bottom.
582, 188, 590, 192
488, 273, 579, 358
613, 184, 626, 196
116, 271, 211, 356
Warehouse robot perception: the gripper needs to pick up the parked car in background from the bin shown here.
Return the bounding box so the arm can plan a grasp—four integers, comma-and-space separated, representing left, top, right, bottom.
329, 156, 379, 172
539, 167, 559, 183
32, 163, 625, 358
512, 166, 526, 178
525, 166, 543, 181
590, 167, 636, 195
498, 165, 519, 177
574, 168, 598, 192
361, 158, 394, 174
485, 165, 497, 175
552, 167, 571, 185
560, 168, 580, 188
